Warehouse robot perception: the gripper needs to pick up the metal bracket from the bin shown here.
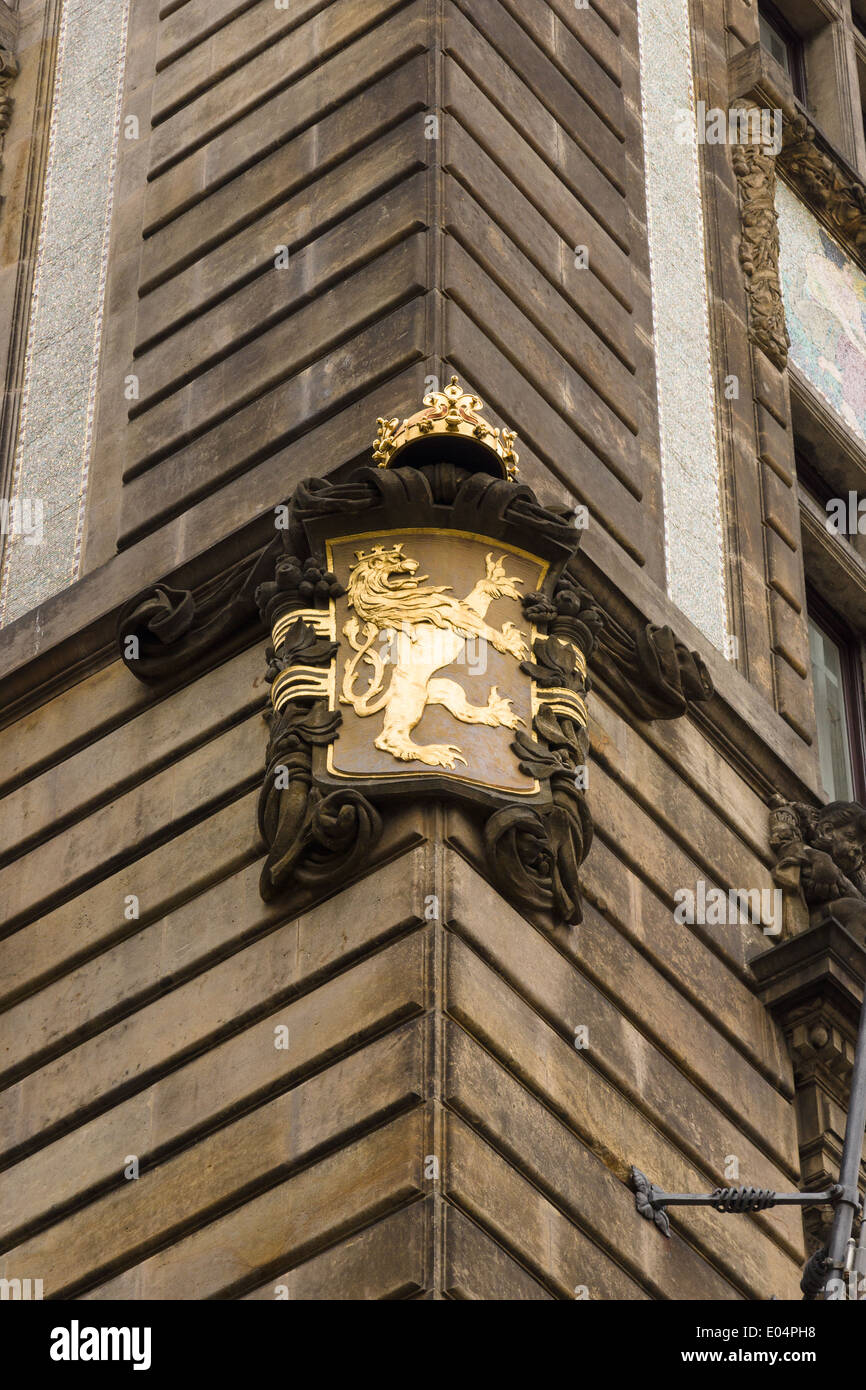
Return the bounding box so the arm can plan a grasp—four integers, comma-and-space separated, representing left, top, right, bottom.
630, 1167, 671, 1238
630, 1166, 842, 1243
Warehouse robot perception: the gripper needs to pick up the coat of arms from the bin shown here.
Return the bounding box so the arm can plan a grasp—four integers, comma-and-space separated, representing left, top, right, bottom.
325, 533, 543, 793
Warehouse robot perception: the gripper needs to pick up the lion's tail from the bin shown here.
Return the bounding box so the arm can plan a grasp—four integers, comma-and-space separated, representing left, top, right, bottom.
340, 621, 391, 715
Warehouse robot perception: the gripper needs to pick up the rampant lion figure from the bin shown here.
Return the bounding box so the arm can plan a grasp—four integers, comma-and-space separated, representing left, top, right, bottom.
340, 544, 530, 769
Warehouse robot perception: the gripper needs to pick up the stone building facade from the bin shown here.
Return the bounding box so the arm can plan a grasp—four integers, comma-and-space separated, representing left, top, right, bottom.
0, 0, 864, 1301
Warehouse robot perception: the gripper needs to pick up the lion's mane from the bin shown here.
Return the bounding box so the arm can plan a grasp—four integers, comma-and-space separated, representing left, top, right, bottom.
347, 553, 474, 637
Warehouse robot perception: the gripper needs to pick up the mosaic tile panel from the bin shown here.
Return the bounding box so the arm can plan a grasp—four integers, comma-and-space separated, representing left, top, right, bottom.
777, 178, 866, 446
0, 0, 129, 627
636, 0, 728, 652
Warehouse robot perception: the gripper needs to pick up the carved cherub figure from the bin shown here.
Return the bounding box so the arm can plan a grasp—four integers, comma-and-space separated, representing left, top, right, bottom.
769, 797, 866, 943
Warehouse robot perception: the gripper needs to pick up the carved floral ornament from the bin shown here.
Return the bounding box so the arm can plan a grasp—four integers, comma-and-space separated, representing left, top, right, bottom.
732, 102, 866, 371
0, 44, 17, 187
117, 378, 713, 930
732, 135, 790, 370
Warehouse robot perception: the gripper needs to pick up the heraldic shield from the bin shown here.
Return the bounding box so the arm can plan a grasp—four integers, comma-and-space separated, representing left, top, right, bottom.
324, 531, 547, 797
253, 376, 594, 926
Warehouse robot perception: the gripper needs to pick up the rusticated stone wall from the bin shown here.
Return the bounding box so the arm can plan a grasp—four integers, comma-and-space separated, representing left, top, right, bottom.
0, 641, 809, 1298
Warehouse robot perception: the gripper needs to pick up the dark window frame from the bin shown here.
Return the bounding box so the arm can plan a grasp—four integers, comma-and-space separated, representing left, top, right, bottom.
795, 450, 837, 509
758, 0, 808, 104
806, 585, 866, 804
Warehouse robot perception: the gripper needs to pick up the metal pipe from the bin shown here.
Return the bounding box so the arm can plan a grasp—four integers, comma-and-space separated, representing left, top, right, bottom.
853, 1199, 866, 1300
648, 1191, 835, 1209
823, 981, 866, 1300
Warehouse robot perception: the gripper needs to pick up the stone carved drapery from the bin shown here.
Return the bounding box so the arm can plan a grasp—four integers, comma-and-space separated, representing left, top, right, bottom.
117, 382, 714, 930
254, 552, 378, 903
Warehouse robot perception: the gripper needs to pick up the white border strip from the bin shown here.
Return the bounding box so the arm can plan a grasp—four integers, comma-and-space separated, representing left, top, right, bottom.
636, 0, 728, 652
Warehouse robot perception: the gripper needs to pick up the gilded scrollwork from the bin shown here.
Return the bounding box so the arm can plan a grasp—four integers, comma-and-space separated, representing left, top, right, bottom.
481, 570, 598, 926
253, 554, 384, 903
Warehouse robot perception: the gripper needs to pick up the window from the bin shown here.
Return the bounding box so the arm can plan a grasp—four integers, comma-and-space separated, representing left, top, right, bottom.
795, 451, 835, 510
807, 593, 866, 803
855, 12, 866, 151
759, 2, 807, 102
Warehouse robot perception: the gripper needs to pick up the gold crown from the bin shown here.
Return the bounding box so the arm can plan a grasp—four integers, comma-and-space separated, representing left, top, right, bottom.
372, 375, 519, 480
352, 542, 406, 562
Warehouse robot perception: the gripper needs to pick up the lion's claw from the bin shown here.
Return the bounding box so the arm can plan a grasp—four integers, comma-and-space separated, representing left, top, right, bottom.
375, 734, 467, 769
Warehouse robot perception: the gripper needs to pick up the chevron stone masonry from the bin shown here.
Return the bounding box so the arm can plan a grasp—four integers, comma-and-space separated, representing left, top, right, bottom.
0, 0, 864, 1310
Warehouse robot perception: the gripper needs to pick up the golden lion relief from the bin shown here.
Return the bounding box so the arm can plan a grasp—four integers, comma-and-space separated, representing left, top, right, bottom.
340, 543, 530, 769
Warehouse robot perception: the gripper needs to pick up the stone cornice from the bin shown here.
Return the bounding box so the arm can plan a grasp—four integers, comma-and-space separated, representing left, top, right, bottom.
751, 917, 866, 1031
